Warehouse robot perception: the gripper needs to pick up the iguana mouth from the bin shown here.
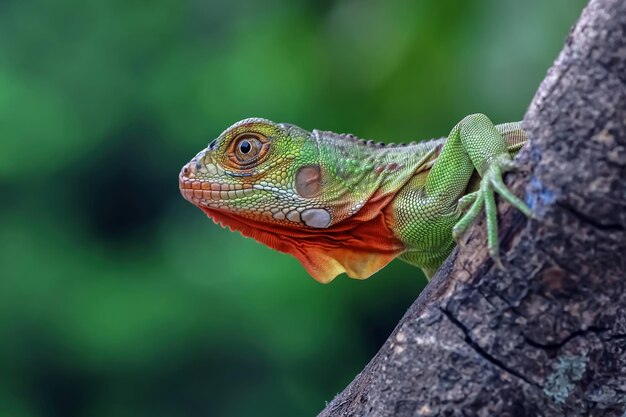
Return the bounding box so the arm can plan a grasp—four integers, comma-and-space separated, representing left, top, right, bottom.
179, 167, 255, 204
179, 184, 256, 203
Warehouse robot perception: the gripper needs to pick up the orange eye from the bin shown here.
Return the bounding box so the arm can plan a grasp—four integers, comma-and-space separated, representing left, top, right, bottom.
233, 134, 265, 164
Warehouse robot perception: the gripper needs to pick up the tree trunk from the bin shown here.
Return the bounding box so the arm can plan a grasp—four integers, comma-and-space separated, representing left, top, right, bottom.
318, 0, 626, 415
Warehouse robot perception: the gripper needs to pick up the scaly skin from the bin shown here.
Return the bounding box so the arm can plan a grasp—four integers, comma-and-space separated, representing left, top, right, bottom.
179, 114, 532, 283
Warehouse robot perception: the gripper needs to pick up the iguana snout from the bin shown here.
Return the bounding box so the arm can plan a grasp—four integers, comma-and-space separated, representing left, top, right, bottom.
179, 149, 256, 207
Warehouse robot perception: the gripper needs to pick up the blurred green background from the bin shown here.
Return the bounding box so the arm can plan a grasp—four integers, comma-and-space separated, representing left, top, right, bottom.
0, 0, 586, 416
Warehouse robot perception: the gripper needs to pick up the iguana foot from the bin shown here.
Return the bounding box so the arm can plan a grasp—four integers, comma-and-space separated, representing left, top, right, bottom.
452, 155, 534, 268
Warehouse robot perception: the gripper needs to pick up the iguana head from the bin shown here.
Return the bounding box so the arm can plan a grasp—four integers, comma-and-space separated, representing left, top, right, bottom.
179, 118, 406, 283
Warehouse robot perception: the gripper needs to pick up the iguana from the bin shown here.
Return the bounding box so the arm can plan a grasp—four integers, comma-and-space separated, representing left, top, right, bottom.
179, 114, 533, 283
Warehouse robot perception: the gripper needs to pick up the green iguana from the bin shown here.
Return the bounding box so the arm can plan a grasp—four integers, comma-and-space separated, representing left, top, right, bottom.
179, 114, 533, 283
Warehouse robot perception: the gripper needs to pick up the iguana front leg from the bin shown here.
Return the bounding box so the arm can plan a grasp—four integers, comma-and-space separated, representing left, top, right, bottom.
436, 114, 534, 265
396, 114, 533, 275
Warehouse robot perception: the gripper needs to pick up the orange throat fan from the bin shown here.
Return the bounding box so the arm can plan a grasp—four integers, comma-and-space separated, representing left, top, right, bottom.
198, 192, 405, 283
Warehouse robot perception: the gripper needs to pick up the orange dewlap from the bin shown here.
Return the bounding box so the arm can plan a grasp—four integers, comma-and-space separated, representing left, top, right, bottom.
199, 191, 404, 283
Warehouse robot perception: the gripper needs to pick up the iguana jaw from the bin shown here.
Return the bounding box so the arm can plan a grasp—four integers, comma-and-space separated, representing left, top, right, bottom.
194, 191, 405, 283
180, 163, 406, 283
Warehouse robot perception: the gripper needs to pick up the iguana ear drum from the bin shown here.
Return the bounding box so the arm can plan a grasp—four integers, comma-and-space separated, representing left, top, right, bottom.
301, 208, 331, 228
295, 165, 321, 198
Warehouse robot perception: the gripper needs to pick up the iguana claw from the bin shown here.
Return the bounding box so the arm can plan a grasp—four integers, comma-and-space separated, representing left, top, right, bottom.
452, 155, 534, 267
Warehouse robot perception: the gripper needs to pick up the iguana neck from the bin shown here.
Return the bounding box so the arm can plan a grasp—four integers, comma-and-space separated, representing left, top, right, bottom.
312, 129, 444, 223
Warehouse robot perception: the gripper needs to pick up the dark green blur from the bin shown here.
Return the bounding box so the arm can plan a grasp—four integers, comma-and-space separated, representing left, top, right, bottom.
0, 0, 585, 416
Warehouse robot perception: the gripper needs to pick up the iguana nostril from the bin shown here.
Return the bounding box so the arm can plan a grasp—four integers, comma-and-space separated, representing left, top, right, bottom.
182, 162, 196, 177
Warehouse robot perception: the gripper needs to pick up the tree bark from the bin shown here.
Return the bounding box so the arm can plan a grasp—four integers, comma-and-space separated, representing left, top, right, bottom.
318, 0, 626, 415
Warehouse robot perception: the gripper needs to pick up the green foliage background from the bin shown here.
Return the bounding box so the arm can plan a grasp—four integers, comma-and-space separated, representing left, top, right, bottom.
0, 0, 586, 416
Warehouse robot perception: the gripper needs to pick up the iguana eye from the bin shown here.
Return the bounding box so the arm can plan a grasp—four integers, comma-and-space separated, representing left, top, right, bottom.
233, 134, 265, 164
239, 140, 252, 154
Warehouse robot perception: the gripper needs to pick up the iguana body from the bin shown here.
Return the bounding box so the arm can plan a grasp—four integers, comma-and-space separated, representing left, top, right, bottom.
179, 114, 532, 283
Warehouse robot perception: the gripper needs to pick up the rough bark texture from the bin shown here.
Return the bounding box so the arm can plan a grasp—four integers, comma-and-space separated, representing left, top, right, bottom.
319, 0, 626, 415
